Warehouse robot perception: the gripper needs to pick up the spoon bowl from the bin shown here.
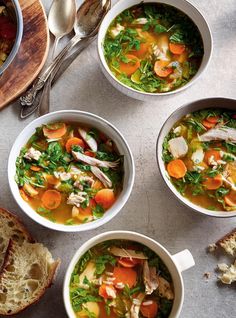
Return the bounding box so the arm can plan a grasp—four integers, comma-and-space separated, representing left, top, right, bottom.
48, 0, 76, 40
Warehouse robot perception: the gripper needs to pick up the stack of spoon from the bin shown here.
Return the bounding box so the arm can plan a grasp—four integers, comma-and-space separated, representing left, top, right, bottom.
20, 0, 111, 119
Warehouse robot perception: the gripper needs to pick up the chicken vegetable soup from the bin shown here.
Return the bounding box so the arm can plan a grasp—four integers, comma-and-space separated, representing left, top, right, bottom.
70, 240, 174, 318
162, 109, 236, 211
103, 3, 203, 93
15, 122, 123, 225
0, 4, 16, 67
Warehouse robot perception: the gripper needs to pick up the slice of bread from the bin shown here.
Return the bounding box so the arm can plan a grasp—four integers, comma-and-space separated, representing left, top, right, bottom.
0, 240, 60, 315
0, 208, 33, 269
216, 228, 236, 256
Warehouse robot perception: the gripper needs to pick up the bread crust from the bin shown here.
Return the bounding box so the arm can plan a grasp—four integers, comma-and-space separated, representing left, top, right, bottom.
216, 228, 236, 246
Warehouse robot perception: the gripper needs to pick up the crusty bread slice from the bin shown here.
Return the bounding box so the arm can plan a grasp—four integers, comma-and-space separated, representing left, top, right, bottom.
216, 228, 236, 256
0, 240, 60, 315
0, 208, 33, 269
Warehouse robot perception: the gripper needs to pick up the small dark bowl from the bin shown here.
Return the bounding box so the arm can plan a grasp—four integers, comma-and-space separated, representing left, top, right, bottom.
0, 0, 23, 75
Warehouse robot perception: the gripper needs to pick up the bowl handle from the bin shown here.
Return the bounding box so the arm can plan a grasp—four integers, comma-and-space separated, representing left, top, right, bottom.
172, 249, 195, 273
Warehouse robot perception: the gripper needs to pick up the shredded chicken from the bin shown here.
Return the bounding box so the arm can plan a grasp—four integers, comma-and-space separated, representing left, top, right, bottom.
109, 247, 148, 259
72, 150, 120, 169
54, 171, 71, 181
158, 276, 174, 300
67, 192, 87, 208
24, 147, 41, 161
143, 260, 159, 295
74, 176, 94, 189
78, 127, 98, 152
91, 166, 112, 188
130, 293, 145, 318
199, 127, 236, 142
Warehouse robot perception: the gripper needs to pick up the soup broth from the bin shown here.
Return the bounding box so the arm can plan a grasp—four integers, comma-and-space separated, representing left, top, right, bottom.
162, 108, 236, 212
15, 122, 123, 225
0, 3, 16, 67
103, 3, 203, 93
70, 240, 174, 318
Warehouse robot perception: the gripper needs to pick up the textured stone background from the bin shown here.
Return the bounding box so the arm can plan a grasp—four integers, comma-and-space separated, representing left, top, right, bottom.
1, 0, 236, 317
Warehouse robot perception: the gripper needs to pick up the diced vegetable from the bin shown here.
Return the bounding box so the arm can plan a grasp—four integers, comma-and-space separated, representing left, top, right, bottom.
167, 159, 187, 179
203, 175, 223, 190
65, 137, 85, 152
119, 54, 141, 76
169, 43, 185, 55
140, 300, 159, 318
43, 123, 67, 139
113, 266, 137, 288
95, 189, 116, 209
41, 190, 61, 210
154, 60, 173, 78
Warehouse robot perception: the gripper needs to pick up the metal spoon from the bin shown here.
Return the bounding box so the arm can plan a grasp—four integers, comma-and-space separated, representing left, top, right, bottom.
38, 0, 76, 116
20, 0, 107, 109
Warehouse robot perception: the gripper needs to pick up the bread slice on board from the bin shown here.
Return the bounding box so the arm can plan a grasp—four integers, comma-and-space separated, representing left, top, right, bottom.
0, 240, 60, 315
0, 208, 33, 269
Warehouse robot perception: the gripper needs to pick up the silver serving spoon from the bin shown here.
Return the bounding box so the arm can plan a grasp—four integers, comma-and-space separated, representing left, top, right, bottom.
37, 0, 76, 116
20, 0, 107, 110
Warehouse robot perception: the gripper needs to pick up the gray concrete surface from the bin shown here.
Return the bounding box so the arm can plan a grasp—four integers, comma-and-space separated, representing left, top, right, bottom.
0, 0, 236, 317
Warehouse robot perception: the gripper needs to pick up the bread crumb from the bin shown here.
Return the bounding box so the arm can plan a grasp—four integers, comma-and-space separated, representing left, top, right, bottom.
218, 260, 236, 285
203, 272, 211, 280
207, 244, 217, 253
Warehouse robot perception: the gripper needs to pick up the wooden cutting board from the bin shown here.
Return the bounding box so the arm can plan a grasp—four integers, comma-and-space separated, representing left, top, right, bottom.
0, 0, 49, 109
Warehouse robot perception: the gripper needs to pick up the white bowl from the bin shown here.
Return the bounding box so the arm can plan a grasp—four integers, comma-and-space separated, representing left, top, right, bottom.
63, 230, 195, 318
8, 110, 135, 232
157, 97, 236, 218
97, 0, 213, 101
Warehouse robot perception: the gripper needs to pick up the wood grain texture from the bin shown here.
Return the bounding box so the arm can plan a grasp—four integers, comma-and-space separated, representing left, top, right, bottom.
0, 0, 49, 109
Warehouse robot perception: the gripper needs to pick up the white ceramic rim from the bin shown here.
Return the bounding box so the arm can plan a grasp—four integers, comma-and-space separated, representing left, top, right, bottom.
8, 110, 135, 232
156, 97, 236, 218
97, 0, 213, 98
63, 230, 185, 318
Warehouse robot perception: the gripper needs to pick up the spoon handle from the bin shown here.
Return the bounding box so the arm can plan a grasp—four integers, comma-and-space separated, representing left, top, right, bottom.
19, 34, 81, 107
37, 75, 52, 117
20, 37, 94, 119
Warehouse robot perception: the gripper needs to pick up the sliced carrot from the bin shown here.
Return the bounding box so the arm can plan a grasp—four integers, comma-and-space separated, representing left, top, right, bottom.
203, 174, 223, 190
84, 150, 96, 157
113, 267, 137, 288
93, 180, 104, 190
202, 119, 215, 130
154, 60, 173, 78
46, 174, 59, 185
167, 159, 187, 179
99, 284, 116, 299
43, 123, 67, 139
95, 189, 116, 209
206, 116, 219, 124
224, 190, 236, 207
41, 189, 61, 210
19, 189, 29, 202
140, 300, 159, 318
118, 257, 140, 268
30, 165, 41, 172
131, 43, 149, 58
119, 54, 140, 76
169, 42, 185, 55
65, 137, 85, 152
204, 150, 221, 165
